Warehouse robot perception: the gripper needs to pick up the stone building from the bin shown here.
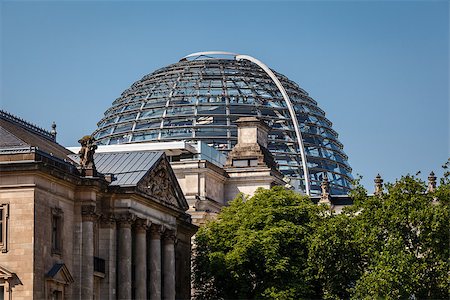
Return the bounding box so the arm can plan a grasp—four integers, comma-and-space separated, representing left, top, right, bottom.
0, 110, 196, 299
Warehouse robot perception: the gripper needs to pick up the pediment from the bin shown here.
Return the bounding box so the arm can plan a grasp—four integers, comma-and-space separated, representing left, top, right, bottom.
0, 265, 14, 279
46, 263, 74, 284
137, 155, 188, 211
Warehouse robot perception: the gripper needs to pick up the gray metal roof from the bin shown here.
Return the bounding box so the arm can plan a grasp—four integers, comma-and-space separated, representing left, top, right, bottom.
69, 151, 164, 186
1, 112, 73, 161
0, 126, 28, 148
95, 151, 163, 186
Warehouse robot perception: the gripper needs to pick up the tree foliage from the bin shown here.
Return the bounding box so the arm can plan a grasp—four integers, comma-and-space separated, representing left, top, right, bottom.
193, 170, 449, 300
193, 187, 324, 299
312, 174, 449, 299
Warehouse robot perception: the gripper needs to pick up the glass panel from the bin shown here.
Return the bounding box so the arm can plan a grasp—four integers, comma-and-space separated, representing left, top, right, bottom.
160, 128, 192, 138
139, 108, 165, 119
169, 97, 194, 105
196, 105, 226, 115
113, 124, 133, 134
131, 131, 159, 142
109, 136, 129, 144
163, 118, 193, 127
103, 117, 117, 126
123, 102, 141, 111
196, 128, 227, 137
166, 106, 195, 116
134, 120, 161, 130
118, 113, 137, 122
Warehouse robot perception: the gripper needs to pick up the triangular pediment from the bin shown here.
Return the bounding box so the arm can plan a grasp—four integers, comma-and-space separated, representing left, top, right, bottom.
0, 265, 14, 279
137, 155, 188, 211
46, 263, 74, 284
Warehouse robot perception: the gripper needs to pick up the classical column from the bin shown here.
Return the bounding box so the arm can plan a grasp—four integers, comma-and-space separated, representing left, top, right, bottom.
134, 218, 148, 300
149, 224, 162, 300
81, 205, 96, 300
117, 213, 134, 300
163, 229, 176, 300
98, 214, 117, 299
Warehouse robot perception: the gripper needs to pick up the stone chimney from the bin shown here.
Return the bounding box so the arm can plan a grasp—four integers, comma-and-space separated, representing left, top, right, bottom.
223, 117, 284, 202
236, 116, 270, 148
224, 117, 277, 169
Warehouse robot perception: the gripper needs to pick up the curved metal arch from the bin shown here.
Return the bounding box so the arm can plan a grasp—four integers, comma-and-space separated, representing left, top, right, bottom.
181, 51, 238, 61
235, 54, 311, 195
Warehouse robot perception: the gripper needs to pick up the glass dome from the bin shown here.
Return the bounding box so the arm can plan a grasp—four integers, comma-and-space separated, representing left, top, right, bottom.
93, 52, 353, 195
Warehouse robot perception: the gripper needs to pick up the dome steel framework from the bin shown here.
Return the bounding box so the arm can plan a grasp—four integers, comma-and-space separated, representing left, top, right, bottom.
93, 52, 353, 195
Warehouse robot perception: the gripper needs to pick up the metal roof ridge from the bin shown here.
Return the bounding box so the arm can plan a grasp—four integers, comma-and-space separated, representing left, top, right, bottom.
0, 109, 55, 142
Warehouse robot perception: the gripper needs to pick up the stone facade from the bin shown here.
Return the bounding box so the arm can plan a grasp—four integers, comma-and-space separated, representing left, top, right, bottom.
0, 111, 196, 299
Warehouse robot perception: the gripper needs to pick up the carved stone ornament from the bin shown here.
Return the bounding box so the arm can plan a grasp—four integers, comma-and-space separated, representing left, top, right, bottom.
52, 207, 64, 217
374, 174, 383, 196
116, 213, 136, 228
149, 224, 163, 239
81, 205, 97, 222
134, 218, 149, 233
163, 229, 177, 244
138, 162, 179, 207
78, 135, 98, 176
428, 171, 437, 193
321, 174, 330, 195
319, 173, 331, 204
100, 213, 116, 227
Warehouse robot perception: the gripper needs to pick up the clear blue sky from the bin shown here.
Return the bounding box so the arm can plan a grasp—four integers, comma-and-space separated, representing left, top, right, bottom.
1, 0, 448, 190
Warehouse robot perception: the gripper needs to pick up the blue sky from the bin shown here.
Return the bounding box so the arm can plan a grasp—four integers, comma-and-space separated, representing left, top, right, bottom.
1, 0, 448, 190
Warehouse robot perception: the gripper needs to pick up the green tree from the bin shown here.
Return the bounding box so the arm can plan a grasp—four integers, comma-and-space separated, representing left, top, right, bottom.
193, 168, 449, 300
192, 187, 324, 300
310, 173, 449, 299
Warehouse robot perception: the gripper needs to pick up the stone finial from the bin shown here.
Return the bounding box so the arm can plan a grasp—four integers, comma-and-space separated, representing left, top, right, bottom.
50, 121, 57, 139
427, 171, 437, 192
235, 116, 271, 148
78, 135, 98, 177
319, 173, 331, 204
374, 174, 383, 196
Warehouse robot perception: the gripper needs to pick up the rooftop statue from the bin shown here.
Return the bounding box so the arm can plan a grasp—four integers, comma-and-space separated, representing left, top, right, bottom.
78, 135, 97, 176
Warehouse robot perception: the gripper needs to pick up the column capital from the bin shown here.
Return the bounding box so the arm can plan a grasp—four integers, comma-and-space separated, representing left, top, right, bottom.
81, 205, 97, 222
149, 224, 163, 239
99, 213, 116, 228
163, 229, 177, 244
116, 213, 135, 228
135, 218, 149, 233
